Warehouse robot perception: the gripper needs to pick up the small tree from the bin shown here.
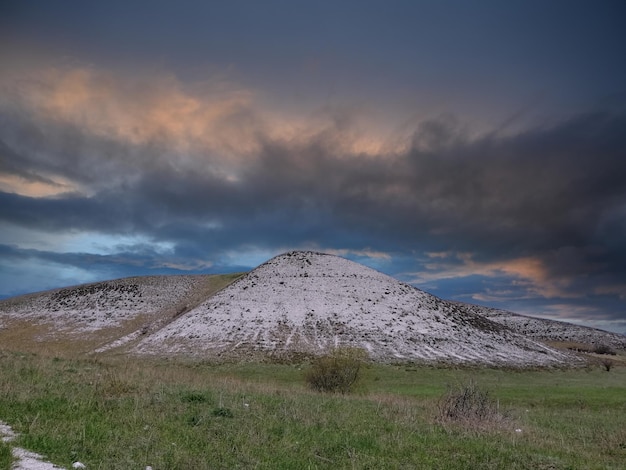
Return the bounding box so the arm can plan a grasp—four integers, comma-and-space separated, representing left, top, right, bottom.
305, 347, 367, 394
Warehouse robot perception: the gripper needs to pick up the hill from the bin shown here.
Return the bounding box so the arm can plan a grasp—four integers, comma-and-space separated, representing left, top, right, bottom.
459, 303, 626, 352
131, 251, 574, 366
0, 273, 241, 355
1, 251, 624, 366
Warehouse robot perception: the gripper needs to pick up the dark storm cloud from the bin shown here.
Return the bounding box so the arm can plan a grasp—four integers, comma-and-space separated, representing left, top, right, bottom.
244, 111, 626, 259
405, 113, 626, 244
2, 0, 626, 331
3, 96, 626, 302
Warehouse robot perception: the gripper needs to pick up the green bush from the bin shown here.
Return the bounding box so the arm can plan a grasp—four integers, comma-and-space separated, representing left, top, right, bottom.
305, 347, 367, 394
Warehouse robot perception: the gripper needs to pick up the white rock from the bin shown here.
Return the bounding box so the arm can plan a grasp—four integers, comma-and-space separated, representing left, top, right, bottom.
134, 251, 572, 366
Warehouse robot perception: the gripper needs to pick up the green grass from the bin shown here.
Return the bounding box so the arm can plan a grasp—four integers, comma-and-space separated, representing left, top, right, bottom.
0, 440, 12, 470
0, 352, 625, 469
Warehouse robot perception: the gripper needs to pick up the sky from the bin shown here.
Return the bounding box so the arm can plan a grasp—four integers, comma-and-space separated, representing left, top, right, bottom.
1, 1, 625, 333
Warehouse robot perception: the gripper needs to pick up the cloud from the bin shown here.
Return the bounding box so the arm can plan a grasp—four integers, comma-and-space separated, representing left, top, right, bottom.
410, 251, 583, 300
9, 67, 258, 152
594, 284, 626, 301
1, 66, 625, 328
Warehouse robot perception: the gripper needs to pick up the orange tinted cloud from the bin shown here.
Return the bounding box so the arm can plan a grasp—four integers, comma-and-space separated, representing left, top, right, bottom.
0, 173, 82, 198
414, 251, 576, 299
10, 66, 409, 162
17, 67, 259, 157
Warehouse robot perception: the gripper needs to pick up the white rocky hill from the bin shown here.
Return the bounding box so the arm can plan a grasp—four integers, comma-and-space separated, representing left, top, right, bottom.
1, 251, 623, 366
133, 251, 574, 366
0, 274, 240, 354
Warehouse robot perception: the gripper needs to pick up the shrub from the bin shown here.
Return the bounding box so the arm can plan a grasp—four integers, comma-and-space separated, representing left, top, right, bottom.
305, 347, 367, 394
437, 380, 508, 429
600, 358, 614, 372
593, 344, 616, 355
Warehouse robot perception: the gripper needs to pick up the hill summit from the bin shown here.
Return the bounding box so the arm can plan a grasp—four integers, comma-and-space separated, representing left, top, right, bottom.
133, 251, 569, 365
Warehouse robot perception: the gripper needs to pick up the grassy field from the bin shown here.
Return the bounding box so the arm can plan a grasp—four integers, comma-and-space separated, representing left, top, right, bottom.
0, 351, 624, 469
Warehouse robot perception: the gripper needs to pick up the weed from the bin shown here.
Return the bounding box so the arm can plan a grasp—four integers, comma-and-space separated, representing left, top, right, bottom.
437, 380, 509, 430
180, 391, 211, 403
212, 407, 234, 418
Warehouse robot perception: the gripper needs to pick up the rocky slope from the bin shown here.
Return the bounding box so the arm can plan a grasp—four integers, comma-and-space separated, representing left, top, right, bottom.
1, 251, 623, 366
133, 251, 572, 366
0, 274, 240, 354
459, 303, 626, 351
